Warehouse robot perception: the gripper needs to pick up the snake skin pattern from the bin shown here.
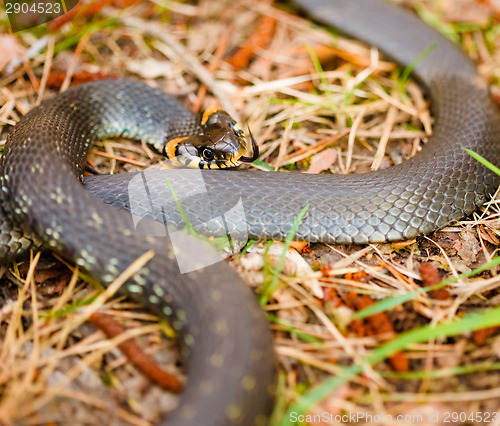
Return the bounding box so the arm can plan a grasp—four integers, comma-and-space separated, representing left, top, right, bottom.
1, 0, 500, 425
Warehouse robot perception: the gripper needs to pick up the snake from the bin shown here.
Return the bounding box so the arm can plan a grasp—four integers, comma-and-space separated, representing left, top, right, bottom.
1, 0, 500, 425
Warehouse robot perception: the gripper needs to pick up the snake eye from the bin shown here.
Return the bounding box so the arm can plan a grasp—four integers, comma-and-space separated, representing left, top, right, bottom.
202, 148, 214, 161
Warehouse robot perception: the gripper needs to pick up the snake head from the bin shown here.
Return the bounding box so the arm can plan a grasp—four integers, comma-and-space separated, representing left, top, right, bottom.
165, 109, 259, 169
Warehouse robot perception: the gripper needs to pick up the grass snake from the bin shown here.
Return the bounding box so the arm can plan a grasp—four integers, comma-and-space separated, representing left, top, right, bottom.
1, 0, 500, 425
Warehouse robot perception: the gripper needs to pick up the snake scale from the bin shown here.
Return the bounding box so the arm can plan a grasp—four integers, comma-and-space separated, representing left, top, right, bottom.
1, 0, 500, 425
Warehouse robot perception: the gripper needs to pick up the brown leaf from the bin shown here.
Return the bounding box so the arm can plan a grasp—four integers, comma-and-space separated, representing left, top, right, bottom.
305, 148, 337, 174
419, 262, 449, 300
45, 71, 117, 89
472, 326, 500, 345
226, 15, 276, 71
479, 227, 500, 245
441, 0, 492, 24
457, 227, 481, 263
289, 241, 309, 253
419, 262, 441, 286
0, 34, 22, 73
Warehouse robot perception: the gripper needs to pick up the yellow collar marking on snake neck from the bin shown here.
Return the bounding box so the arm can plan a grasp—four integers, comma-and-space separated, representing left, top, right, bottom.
201, 106, 222, 125
165, 136, 188, 161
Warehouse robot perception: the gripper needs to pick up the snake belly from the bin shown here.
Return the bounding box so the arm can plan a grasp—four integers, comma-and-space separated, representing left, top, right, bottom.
1, 1, 500, 425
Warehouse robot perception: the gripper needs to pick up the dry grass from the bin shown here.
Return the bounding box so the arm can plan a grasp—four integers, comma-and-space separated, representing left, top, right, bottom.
2, 0, 500, 424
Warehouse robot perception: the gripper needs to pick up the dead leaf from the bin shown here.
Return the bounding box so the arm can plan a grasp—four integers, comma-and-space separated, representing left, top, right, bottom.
457, 227, 481, 263
0, 34, 22, 73
289, 241, 309, 253
127, 58, 175, 79
441, 0, 492, 24
226, 15, 276, 71
305, 148, 337, 174
479, 227, 500, 244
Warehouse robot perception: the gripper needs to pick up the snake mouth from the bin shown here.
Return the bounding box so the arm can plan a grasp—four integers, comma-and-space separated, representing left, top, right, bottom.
239, 126, 259, 163
165, 124, 259, 169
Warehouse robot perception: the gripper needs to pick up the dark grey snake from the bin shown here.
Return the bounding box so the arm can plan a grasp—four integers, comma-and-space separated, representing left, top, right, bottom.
1, 0, 500, 425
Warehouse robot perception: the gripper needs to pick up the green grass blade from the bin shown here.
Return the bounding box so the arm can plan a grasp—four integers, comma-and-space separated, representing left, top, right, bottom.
267, 313, 323, 344
352, 255, 500, 320
165, 177, 192, 230
305, 45, 333, 99
414, 5, 460, 43
380, 362, 500, 380
280, 306, 500, 425
253, 159, 275, 171
164, 177, 232, 252
399, 42, 437, 87
464, 148, 500, 176
259, 205, 310, 305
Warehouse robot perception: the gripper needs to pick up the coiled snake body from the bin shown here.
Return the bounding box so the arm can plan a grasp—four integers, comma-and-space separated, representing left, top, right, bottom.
1, 0, 500, 425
